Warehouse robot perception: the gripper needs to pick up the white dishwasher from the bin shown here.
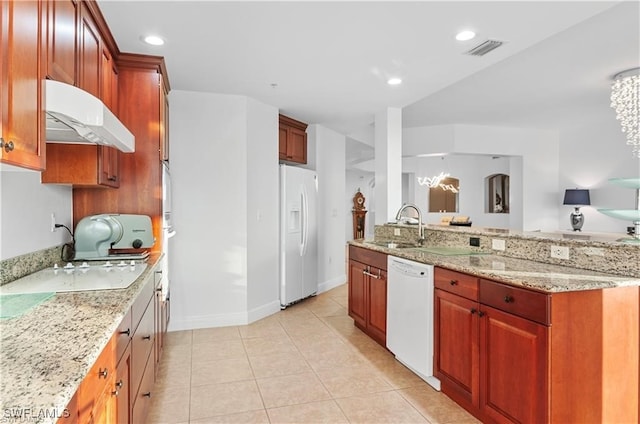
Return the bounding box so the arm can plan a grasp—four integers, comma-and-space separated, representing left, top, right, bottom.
387, 256, 441, 390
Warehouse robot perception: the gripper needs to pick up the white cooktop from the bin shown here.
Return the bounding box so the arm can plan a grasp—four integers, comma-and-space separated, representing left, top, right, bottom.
0, 261, 148, 295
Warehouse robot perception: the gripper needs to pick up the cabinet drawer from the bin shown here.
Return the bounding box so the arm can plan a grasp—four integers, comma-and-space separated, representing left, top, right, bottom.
131, 300, 155, 397
115, 308, 132, 364
434, 267, 479, 301
480, 279, 550, 325
349, 245, 387, 270
131, 277, 154, 333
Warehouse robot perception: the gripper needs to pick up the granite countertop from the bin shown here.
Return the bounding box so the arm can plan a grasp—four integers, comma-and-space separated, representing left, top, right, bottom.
350, 240, 640, 293
0, 253, 162, 424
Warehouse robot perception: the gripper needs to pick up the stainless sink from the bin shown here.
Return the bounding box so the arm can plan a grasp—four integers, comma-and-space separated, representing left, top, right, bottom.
411, 246, 489, 256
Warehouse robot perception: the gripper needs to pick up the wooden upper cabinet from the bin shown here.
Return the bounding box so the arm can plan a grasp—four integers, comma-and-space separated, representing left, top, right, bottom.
102, 47, 118, 113
0, 0, 46, 171
46, 0, 77, 85
78, 2, 100, 97
279, 114, 307, 164
41, 143, 119, 188
43, 1, 121, 188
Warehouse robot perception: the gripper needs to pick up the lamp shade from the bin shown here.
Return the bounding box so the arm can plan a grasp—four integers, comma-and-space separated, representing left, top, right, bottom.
563, 189, 591, 206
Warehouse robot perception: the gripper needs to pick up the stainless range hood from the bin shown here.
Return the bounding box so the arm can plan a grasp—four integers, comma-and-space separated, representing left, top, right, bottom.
45, 80, 135, 152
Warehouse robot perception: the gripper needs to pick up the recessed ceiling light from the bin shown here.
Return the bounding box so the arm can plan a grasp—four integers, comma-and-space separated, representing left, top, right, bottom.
387, 78, 402, 86
455, 30, 476, 41
142, 35, 165, 46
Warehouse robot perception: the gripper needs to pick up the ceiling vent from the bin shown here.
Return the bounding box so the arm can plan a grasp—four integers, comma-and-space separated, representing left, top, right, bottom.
465, 39, 504, 57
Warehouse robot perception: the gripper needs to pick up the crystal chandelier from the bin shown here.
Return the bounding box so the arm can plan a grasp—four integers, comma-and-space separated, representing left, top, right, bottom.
610, 67, 640, 157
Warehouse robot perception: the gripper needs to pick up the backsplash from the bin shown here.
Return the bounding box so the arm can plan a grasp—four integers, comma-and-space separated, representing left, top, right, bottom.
374, 224, 640, 278
0, 245, 62, 286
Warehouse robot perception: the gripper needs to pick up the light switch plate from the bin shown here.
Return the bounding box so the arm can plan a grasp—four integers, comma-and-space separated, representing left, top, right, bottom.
394, 228, 401, 236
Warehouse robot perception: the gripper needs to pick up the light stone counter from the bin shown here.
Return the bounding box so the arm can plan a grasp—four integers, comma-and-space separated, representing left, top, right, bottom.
0, 253, 162, 424
350, 240, 640, 293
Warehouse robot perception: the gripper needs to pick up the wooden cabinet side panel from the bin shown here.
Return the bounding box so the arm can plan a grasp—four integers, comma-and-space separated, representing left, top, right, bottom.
551, 288, 639, 424
434, 288, 479, 407
480, 305, 548, 424
73, 67, 163, 250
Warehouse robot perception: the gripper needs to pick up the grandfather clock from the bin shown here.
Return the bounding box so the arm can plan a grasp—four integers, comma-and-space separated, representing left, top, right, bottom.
352, 190, 367, 239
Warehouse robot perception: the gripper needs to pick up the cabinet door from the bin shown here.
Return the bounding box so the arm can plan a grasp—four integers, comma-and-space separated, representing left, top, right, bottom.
78, 3, 100, 97
97, 146, 119, 187
114, 346, 131, 424
0, 0, 46, 171
367, 268, 387, 346
101, 47, 117, 112
348, 260, 367, 330
479, 305, 548, 424
287, 127, 307, 163
435, 288, 479, 408
46, 0, 76, 84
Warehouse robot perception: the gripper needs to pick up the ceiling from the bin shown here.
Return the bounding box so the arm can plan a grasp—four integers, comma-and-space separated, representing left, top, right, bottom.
98, 1, 638, 146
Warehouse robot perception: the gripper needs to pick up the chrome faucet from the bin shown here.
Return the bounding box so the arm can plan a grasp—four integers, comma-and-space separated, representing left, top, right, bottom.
395, 203, 425, 245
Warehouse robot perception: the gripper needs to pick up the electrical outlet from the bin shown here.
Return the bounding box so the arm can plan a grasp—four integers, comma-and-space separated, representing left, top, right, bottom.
581, 247, 605, 257
50, 213, 56, 232
469, 237, 480, 247
550, 245, 570, 260
394, 228, 401, 236
492, 239, 506, 251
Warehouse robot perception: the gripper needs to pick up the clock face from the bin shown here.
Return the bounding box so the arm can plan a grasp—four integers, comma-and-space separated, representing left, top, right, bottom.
357, 197, 364, 205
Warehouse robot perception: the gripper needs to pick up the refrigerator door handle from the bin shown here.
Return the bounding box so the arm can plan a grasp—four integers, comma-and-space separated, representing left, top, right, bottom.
301, 186, 308, 256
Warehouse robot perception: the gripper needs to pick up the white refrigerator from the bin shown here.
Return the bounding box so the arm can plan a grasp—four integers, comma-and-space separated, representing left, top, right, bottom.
280, 164, 318, 308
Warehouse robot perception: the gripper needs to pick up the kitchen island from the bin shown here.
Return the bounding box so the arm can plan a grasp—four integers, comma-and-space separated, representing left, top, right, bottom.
0, 253, 163, 424
349, 227, 640, 424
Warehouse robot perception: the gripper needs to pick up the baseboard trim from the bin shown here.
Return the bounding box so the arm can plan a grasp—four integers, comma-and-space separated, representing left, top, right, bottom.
318, 274, 346, 294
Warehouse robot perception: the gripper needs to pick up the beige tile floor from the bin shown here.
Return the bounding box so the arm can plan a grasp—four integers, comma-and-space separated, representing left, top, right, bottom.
146, 284, 481, 424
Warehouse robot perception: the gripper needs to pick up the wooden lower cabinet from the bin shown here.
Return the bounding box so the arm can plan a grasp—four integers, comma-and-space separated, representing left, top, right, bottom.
348, 245, 387, 347
435, 267, 639, 424
60, 264, 165, 424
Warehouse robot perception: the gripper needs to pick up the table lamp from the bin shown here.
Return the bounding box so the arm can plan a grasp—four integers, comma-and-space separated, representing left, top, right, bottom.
563, 189, 591, 231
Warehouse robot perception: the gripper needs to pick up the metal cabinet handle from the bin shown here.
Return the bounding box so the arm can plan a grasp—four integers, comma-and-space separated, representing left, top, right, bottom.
450, 280, 458, 286
142, 335, 152, 341
363, 270, 380, 279
119, 328, 130, 337
115, 379, 123, 389
98, 368, 108, 379
0, 138, 15, 152
470, 308, 477, 314
142, 392, 152, 398
504, 295, 514, 303
478, 311, 486, 317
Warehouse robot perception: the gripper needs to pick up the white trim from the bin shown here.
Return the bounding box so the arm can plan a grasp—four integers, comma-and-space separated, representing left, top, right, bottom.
318, 274, 346, 294
167, 299, 282, 331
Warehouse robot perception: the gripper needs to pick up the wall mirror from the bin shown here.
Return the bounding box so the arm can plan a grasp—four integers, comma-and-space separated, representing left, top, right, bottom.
428, 176, 459, 213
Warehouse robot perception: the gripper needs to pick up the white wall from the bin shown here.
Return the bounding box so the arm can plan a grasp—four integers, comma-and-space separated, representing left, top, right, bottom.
403, 124, 559, 231
246, 98, 280, 320
558, 108, 640, 234
309, 124, 347, 292
403, 155, 512, 228
168, 90, 279, 331
0, 167, 72, 260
